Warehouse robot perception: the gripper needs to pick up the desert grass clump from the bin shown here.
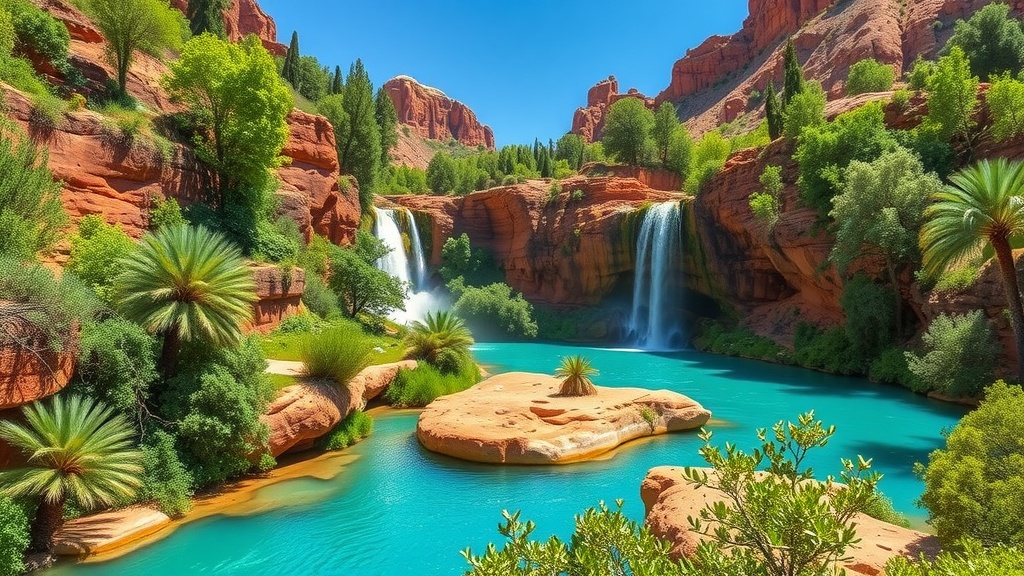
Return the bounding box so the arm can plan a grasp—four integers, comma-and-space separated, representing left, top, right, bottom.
318, 410, 374, 451
384, 359, 479, 408
555, 356, 599, 397
299, 322, 374, 385
405, 311, 474, 373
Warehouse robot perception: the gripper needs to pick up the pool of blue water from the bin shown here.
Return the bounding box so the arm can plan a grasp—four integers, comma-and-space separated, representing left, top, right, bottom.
52, 343, 967, 575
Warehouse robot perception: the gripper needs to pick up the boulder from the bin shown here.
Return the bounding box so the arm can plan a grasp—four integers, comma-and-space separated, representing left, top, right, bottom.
53, 506, 171, 557
383, 76, 494, 150
641, 466, 941, 574
416, 372, 710, 464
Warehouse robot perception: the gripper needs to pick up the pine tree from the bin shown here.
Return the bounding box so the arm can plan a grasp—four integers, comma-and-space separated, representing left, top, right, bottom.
186, 0, 229, 38
375, 87, 398, 168
282, 31, 299, 87
336, 59, 381, 212
331, 65, 342, 94
783, 39, 805, 106
764, 83, 784, 140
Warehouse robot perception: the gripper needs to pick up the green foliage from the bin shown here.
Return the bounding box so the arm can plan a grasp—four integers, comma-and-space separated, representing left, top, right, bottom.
868, 346, 920, 390
793, 323, 859, 375
302, 273, 340, 320
839, 275, 897, 371
66, 215, 136, 303
764, 82, 784, 140
294, 55, 330, 103
782, 38, 805, 106
725, 119, 770, 152
846, 58, 896, 95
327, 232, 406, 319
378, 164, 428, 193
280, 31, 298, 86
138, 429, 192, 517
783, 81, 826, 140
71, 318, 159, 421
438, 233, 500, 286
84, 0, 186, 94
686, 131, 729, 193
452, 282, 538, 340
463, 502, 685, 576
0, 7, 13, 57
404, 310, 475, 374
6, 0, 68, 67
986, 72, 1024, 142
602, 97, 655, 165
159, 337, 272, 488
582, 142, 606, 164
426, 152, 458, 194
184, 0, 229, 38
890, 127, 956, 180
554, 133, 585, 171
163, 34, 291, 195
886, 539, 1024, 575
384, 359, 479, 408
665, 124, 693, 181
795, 101, 896, 216
275, 311, 323, 334
0, 496, 27, 576
932, 265, 979, 293
375, 86, 398, 167
941, 2, 1024, 79
693, 323, 789, 363
298, 322, 374, 385
749, 165, 782, 230
148, 196, 185, 230
891, 88, 911, 111
0, 257, 97, 355
555, 355, 599, 397
652, 101, 678, 164
863, 493, 910, 528
0, 126, 67, 260
918, 380, 1024, 545
682, 412, 880, 576
906, 311, 995, 398
907, 56, 936, 91
922, 46, 979, 144
318, 410, 373, 451
335, 59, 381, 210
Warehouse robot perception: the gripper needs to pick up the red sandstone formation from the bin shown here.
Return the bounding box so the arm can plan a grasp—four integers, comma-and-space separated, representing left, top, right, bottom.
383, 76, 495, 151
246, 266, 306, 335
169, 0, 286, 55
0, 340, 75, 411
571, 76, 656, 143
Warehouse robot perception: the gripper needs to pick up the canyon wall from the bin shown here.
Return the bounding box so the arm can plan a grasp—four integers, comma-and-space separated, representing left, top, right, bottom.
384, 76, 495, 153
571, 76, 655, 143
168, 0, 286, 55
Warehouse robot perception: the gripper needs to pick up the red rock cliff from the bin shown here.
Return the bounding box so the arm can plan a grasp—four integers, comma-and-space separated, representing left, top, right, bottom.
169, 0, 286, 55
571, 76, 656, 143
384, 76, 495, 151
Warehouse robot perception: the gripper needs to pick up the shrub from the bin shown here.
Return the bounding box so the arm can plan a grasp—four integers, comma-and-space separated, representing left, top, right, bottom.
0, 496, 28, 576
138, 429, 192, 517
555, 355, 598, 397
148, 196, 185, 230
298, 322, 374, 385
932, 265, 979, 293
686, 131, 730, 193
67, 215, 136, 303
0, 7, 12, 57
275, 311, 322, 334
793, 323, 860, 375
918, 380, 1024, 545
885, 540, 1024, 575
71, 318, 160, 421
7, 1, 69, 67
694, 324, 789, 363
907, 56, 936, 91
986, 71, 1024, 142
783, 81, 826, 139
452, 282, 538, 340
749, 164, 783, 231
863, 492, 910, 528
905, 311, 996, 398
383, 359, 479, 408
318, 410, 373, 451
404, 311, 475, 374
868, 347, 920, 390
0, 257, 97, 355
0, 124, 67, 259
301, 273, 341, 320
840, 275, 897, 372
846, 58, 896, 95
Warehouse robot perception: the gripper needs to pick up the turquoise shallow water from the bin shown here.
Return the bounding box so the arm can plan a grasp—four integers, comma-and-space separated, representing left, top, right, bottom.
51, 343, 967, 576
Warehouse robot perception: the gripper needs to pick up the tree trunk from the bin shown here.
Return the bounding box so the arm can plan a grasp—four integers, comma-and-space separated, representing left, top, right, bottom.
992, 237, 1024, 381
29, 497, 65, 553
159, 327, 181, 381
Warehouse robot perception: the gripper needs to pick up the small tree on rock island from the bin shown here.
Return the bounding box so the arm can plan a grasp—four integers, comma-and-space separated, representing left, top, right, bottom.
555, 356, 598, 397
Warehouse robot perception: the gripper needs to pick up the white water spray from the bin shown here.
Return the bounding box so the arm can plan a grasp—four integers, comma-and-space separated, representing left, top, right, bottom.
373, 208, 442, 324
628, 202, 685, 350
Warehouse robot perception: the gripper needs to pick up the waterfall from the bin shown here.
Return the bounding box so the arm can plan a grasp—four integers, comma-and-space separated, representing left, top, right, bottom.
629, 202, 685, 350
373, 207, 438, 323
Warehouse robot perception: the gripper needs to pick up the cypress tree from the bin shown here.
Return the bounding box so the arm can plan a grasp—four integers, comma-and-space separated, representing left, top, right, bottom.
783, 39, 805, 106
282, 31, 299, 87
331, 65, 343, 94
186, 0, 229, 38
764, 83, 784, 140
375, 87, 398, 168
336, 59, 382, 211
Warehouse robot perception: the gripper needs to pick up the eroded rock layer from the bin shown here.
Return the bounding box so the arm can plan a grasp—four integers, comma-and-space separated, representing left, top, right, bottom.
384, 76, 495, 151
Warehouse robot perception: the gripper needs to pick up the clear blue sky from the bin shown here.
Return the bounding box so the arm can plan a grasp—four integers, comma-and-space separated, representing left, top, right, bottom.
259, 0, 749, 147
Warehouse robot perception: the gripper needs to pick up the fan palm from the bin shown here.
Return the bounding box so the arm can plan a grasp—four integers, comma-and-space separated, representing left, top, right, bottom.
0, 395, 143, 551
555, 356, 599, 397
405, 311, 475, 372
920, 158, 1024, 381
114, 225, 256, 378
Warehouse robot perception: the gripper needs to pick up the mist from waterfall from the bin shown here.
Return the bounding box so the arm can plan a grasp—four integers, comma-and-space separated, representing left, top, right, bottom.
628, 201, 685, 350
373, 208, 442, 324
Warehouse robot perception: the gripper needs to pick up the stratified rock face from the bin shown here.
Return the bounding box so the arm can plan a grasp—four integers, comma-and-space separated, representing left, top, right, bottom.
416, 373, 710, 464
383, 76, 495, 150
641, 467, 942, 574
263, 361, 416, 457
389, 177, 682, 307
246, 265, 306, 334
571, 76, 656, 143
169, 0, 286, 55
0, 343, 75, 411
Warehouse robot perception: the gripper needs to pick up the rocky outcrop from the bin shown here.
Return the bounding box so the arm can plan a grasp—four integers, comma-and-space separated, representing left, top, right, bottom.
571, 76, 656, 143
641, 466, 941, 574
389, 177, 681, 308
383, 76, 495, 150
0, 342, 75, 411
168, 0, 286, 55
53, 506, 171, 557
246, 266, 305, 334
263, 361, 416, 456
416, 372, 710, 464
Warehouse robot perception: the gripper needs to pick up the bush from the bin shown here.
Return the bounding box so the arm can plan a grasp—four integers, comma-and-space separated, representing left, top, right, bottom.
907, 57, 937, 91
318, 410, 373, 451
0, 496, 27, 576
749, 164, 783, 231
301, 273, 341, 320
986, 72, 1024, 142
383, 359, 479, 408
275, 311, 322, 334
7, 0, 69, 67
905, 311, 996, 398
792, 323, 860, 375
0, 257, 97, 354
846, 58, 895, 95
148, 196, 185, 230
452, 282, 538, 340
138, 429, 192, 517
918, 380, 1024, 545
840, 275, 897, 372
0, 124, 67, 259
783, 81, 826, 139
67, 215, 136, 303
885, 540, 1024, 575
868, 347, 920, 390
863, 492, 910, 528
298, 322, 374, 384
693, 324, 789, 363
932, 265, 979, 293
71, 318, 160, 420
686, 131, 730, 193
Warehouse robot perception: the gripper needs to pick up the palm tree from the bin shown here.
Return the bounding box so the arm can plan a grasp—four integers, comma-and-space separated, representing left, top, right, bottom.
114, 225, 256, 378
555, 356, 599, 397
920, 158, 1024, 381
405, 311, 474, 372
0, 395, 143, 551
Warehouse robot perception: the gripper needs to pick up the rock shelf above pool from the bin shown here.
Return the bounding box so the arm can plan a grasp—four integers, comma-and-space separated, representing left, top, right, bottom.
416, 372, 711, 464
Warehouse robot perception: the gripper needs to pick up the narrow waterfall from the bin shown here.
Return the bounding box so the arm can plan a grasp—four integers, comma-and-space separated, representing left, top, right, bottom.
628, 202, 685, 350
373, 208, 416, 287
373, 207, 437, 323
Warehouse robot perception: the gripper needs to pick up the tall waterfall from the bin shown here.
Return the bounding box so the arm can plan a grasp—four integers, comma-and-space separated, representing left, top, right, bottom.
373, 207, 437, 323
628, 202, 685, 350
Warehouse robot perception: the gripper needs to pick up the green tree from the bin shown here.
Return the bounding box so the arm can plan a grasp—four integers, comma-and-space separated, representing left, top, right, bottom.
941, 2, 1024, 79
114, 225, 257, 379
328, 232, 406, 318
404, 311, 474, 374
665, 124, 693, 181
554, 133, 584, 171
919, 158, 1024, 381
335, 59, 381, 210
0, 395, 143, 551
71, 318, 160, 425
87, 0, 186, 96
845, 58, 896, 95
163, 34, 292, 201
330, 65, 342, 94
749, 164, 783, 231
452, 282, 538, 340
783, 81, 826, 140
906, 311, 996, 398
0, 495, 28, 576
555, 355, 598, 397
184, 0, 228, 38
375, 87, 398, 168
986, 72, 1024, 142
764, 82, 784, 140
782, 38, 805, 105
426, 152, 458, 194
66, 215, 136, 303
652, 101, 678, 164
294, 55, 330, 102
602, 97, 655, 165
0, 127, 66, 260
923, 46, 980, 149
281, 30, 298, 87
917, 380, 1024, 545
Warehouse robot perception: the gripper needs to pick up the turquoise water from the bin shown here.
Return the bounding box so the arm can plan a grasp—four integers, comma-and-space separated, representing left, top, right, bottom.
52, 343, 966, 575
